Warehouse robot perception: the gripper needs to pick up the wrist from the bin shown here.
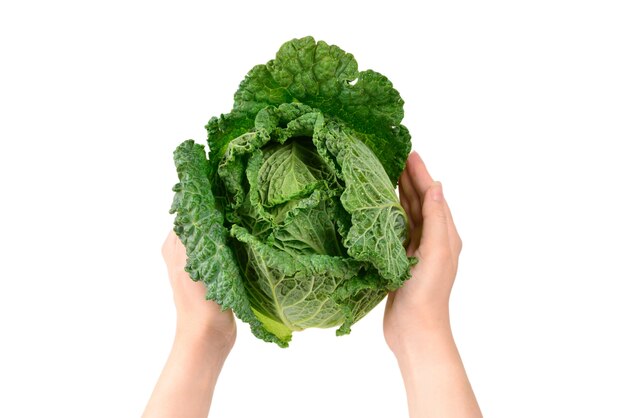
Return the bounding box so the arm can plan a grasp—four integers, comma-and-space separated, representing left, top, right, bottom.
392, 326, 456, 369
175, 322, 236, 358
388, 311, 453, 359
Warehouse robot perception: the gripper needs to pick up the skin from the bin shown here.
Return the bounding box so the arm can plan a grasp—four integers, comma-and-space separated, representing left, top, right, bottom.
142, 233, 235, 418
385, 152, 482, 417
143, 152, 481, 418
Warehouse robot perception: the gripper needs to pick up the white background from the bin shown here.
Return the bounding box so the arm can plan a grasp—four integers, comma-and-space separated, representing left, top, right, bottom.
1, 1, 625, 417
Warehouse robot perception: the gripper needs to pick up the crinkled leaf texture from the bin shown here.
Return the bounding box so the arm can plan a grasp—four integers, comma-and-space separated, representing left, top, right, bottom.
171, 37, 414, 347
170, 140, 289, 347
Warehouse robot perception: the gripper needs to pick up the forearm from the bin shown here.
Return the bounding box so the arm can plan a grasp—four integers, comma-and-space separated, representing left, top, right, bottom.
143, 330, 231, 418
394, 319, 482, 418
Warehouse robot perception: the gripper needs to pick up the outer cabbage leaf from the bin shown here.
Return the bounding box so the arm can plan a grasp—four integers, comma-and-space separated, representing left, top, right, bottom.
318, 122, 413, 287
230, 225, 364, 338
333, 270, 389, 336
233, 36, 411, 184
170, 140, 289, 347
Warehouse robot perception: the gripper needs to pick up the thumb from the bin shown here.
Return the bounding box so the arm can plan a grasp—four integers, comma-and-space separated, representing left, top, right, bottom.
418, 181, 449, 256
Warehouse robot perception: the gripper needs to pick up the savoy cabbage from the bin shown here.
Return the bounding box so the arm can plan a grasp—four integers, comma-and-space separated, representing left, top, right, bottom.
170, 37, 414, 347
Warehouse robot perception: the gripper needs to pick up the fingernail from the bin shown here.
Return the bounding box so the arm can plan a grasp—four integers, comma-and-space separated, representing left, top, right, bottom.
432, 181, 443, 201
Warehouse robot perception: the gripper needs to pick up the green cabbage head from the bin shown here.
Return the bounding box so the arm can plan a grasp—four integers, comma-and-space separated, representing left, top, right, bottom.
170, 37, 414, 347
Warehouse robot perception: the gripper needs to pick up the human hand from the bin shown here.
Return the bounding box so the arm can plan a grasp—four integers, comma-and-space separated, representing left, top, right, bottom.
143, 233, 237, 417
384, 152, 462, 354
162, 231, 236, 351
383, 153, 481, 417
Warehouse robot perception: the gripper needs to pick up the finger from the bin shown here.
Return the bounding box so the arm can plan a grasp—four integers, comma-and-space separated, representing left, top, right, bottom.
385, 290, 396, 310
404, 152, 433, 255
398, 170, 410, 222
161, 230, 177, 259
407, 234, 419, 256
406, 151, 434, 202
418, 181, 450, 258
408, 152, 461, 257
403, 152, 421, 197
400, 168, 423, 254
399, 170, 416, 232
406, 169, 424, 228
443, 198, 462, 256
